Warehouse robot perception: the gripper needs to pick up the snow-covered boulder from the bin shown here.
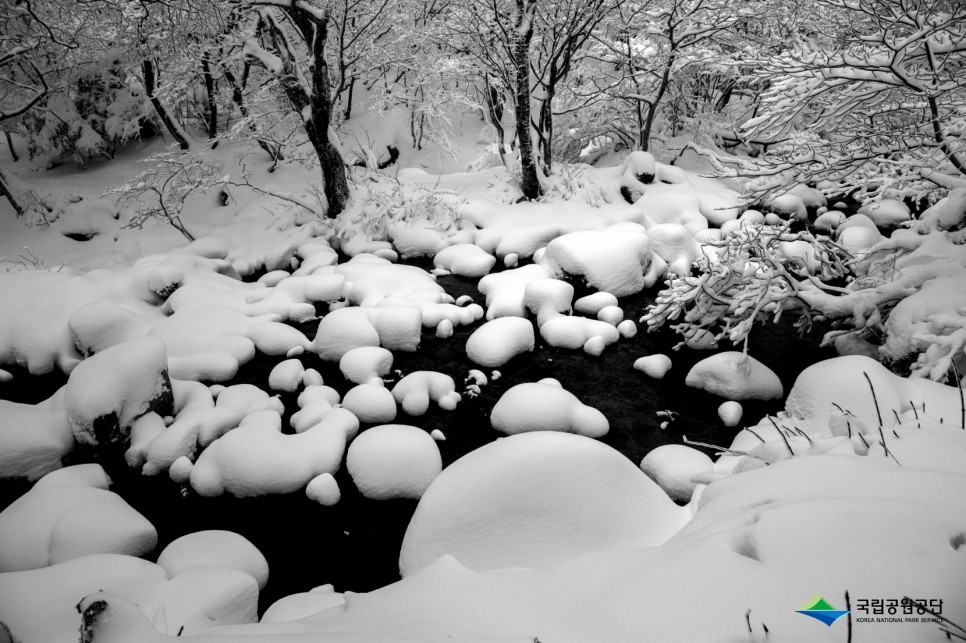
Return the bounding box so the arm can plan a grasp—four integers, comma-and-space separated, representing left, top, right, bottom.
157, 530, 268, 591
764, 193, 807, 220
391, 371, 461, 415
67, 300, 151, 357
634, 354, 672, 379
305, 473, 341, 506
478, 264, 553, 320
189, 408, 358, 497
785, 355, 904, 425
0, 400, 73, 480
340, 383, 397, 424
813, 209, 846, 233
399, 431, 688, 575
0, 464, 156, 572
346, 425, 442, 500
640, 445, 714, 503
465, 317, 535, 367
685, 352, 782, 401
859, 198, 910, 228
523, 278, 574, 327
539, 223, 656, 296
64, 336, 172, 447
433, 244, 496, 277
574, 292, 618, 315
268, 358, 304, 393
314, 306, 422, 360
261, 586, 345, 623
0, 555, 259, 642
339, 346, 393, 385
539, 316, 620, 355
490, 380, 609, 438
645, 223, 701, 276
335, 256, 444, 306
718, 401, 743, 427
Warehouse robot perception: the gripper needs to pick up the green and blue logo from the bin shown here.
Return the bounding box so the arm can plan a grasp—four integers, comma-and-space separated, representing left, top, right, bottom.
796, 595, 850, 627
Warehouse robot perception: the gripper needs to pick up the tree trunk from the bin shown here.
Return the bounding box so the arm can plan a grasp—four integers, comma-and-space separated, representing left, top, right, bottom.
224, 64, 283, 164
640, 50, 675, 152
142, 60, 190, 151
200, 56, 218, 144
4, 132, 17, 162
0, 165, 25, 216
514, 0, 540, 200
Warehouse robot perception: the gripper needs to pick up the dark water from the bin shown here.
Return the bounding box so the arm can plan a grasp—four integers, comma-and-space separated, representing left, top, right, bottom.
0, 268, 836, 613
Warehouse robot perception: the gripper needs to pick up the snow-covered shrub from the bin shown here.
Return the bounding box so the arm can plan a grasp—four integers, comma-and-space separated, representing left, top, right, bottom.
27, 52, 149, 167
643, 223, 851, 352
105, 149, 225, 241
337, 173, 464, 242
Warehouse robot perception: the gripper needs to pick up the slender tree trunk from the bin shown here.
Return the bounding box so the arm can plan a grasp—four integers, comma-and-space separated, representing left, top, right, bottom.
200, 56, 218, 144
223, 64, 283, 163
0, 165, 25, 216
4, 132, 17, 162
343, 75, 355, 121
514, 0, 540, 200
484, 76, 506, 165
640, 50, 675, 152
142, 60, 190, 150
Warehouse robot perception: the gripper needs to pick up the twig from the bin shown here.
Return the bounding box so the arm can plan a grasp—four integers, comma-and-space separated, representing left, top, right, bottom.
766, 416, 795, 456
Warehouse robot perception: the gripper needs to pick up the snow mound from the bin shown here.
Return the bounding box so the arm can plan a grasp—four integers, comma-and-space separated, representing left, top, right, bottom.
764, 193, 807, 220
597, 305, 623, 325
645, 223, 701, 276
639, 445, 714, 503
313, 306, 421, 360
0, 399, 73, 480
433, 244, 496, 277
785, 355, 905, 425
539, 223, 656, 297
813, 209, 846, 232
400, 431, 688, 575
0, 464, 156, 572
140, 384, 284, 475
268, 358, 304, 393
685, 352, 782, 401
189, 408, 358, 497
305, 473, 341, 506
339, 346, 393, 384
341, 383, 397, 423
539, 316, 619, 354
391, 371, 461, 415
859, 198, 910, 228
465, 317, 535, 367
478, 263, 552, 319
335, 256, 444, 306
64, 336, 172, 447
718, 401, 743, 427
261, 586, 345, 623
157, 530, 269, 590
68, 300, 151, 357
574, 291, 618, 315
347, 425, 442, 500
0, 555, 258, 641
523, 278, 574, 327
490, 380, 609, 438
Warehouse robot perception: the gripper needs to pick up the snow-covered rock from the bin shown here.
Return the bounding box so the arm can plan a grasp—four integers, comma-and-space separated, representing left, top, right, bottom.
574, 291, 618, 315
523, 278, 574, 327
346, 425, 442, 500
490, 380, 609, 438
156, 530, 269, 590
465, 317, 535, 367
639, 445, 714, 503
189, 408, 358, 497
260, 586, 345, 623
539, 316, 619, 353
765, 193, 807, 220
391, 371, 461, 415
478, 264, 553, 320
400, 431, 688, 575
339, 346, 393, 385
340, 383, 397, 423
645, 223, 701, 276
859, 198, 910, 228
0, 400, 73, 480
634, 354, 672, 379
267, 358, 304, 393
0, 465, 156, 572
313, 306, 422, 360
685, 352, 782, 400
433, 244, 496, 277
785, 355, 904, 425
718, 401, 743, 427
305, 473, 341, 506
64, 336, 172, 447
539, 223, 656, 297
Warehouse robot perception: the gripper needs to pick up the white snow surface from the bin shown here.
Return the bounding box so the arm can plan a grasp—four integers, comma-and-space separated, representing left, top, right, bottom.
633, 354, 672, 379
339, 346, 394, 385
390, 371, 461, 415
340, 383, 397, 424
346, 425, 442, 500
639, 445, 713, 503
433, 244, 496, 277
